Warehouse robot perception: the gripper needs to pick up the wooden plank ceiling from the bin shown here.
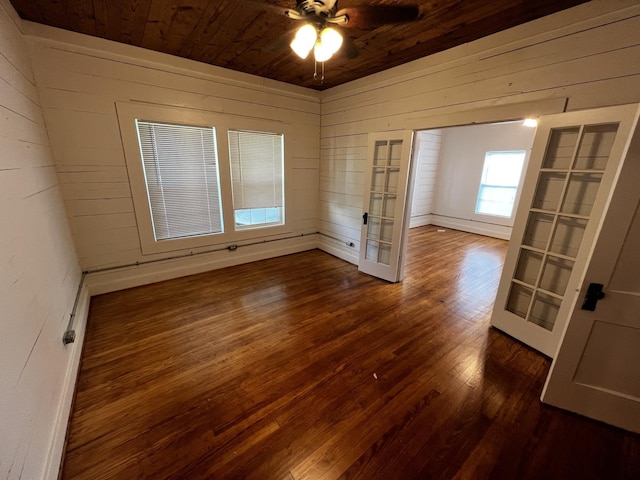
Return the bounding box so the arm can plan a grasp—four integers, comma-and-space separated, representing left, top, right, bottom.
9, 0, 589, 90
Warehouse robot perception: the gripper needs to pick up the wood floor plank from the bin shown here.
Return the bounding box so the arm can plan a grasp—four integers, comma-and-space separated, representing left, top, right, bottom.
61, 226, 640, 479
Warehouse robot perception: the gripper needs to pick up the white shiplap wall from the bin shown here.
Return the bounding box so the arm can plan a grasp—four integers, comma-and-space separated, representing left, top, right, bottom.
319, 1, 640, 263
409, 129, 442, 228
23, 24, 321, 293
0, 1, 86, 479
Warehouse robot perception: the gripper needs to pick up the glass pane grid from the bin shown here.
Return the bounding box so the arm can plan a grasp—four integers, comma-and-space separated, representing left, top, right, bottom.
365, 137, 404, 268
507, 122, 615, 331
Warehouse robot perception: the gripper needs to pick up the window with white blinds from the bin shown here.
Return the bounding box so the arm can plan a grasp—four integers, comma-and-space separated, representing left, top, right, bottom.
228, 129, 284, 229
136, 121, 223, 240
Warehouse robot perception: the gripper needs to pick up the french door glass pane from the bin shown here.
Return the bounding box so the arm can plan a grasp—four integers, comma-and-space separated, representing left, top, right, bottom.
523, 212, 554, 250
529, 293, 561, 331
383, 195, 397, 217
561, 173, 603, 216
549, 217, 587, 257
533, 172, 566, 211
507, 283, 533, 318
380, 220, 394, 242
389, 141, 403, 166
371, 168, 386, 191
539, 256, 575, 296
373, 142, 388, 165
542, 127, 579, 169
514, 249, 543, 286
365, 240, 379, 261
574, 124, 618, 170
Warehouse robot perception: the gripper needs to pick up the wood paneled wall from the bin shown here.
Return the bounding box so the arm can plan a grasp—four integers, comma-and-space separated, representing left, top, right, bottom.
23, 23, 321, 286
0, 1, 84, 478
410, 129, 442, 228
318, 1, 640, 263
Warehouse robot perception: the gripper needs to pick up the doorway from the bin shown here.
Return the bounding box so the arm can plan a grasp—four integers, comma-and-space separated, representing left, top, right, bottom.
407, 120, 537, 243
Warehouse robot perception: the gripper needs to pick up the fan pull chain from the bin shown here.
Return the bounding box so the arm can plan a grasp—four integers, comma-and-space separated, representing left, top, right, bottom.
313, 61, 325, 84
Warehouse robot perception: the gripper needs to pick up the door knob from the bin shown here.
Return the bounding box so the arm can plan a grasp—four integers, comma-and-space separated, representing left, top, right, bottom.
581, 283, 605, 311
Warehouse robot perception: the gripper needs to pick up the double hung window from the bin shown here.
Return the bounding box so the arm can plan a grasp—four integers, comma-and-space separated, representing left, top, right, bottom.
475, 150, 526, 218
228, 130, 284, 229
136, 121, 223, 240
118, 103, 288, 254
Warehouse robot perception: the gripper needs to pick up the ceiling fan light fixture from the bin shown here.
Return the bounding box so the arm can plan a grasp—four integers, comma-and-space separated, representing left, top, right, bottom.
320, 27, 343, 55
290, 23, 318, 59
314, 41, 333, 62
313, 27, 344, 62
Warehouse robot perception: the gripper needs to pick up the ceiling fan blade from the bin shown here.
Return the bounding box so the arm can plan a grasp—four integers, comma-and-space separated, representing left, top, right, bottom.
240, 0, 291, 17
340, 36, 359, 59
337, 5, 420, 29
263, 29, 296, 54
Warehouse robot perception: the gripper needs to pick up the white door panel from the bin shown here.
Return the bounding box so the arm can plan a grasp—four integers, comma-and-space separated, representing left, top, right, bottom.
359, 131, 414, 282
543, 113, 640, 432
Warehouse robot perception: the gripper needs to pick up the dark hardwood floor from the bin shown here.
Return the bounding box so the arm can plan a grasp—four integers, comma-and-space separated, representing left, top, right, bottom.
62, 226, 640, 479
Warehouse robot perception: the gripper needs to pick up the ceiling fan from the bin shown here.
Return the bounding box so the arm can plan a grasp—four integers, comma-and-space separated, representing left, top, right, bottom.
250, 0, 421, 81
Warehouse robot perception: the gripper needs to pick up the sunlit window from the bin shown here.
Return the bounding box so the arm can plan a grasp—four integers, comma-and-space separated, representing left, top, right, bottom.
228, 130, 285, 230
475, 151, 526, 217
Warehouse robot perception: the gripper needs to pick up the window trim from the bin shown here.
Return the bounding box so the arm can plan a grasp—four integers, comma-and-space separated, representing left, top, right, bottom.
117, 102, 292, 255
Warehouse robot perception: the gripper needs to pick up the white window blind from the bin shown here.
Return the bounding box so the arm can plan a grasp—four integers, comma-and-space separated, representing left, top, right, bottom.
228, 130, 284, 228
136, 121, 223, 240
476, 150, 526, 217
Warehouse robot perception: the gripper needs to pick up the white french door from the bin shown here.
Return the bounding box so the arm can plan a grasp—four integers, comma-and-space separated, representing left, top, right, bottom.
490, 104, 640, 357
358, 131, 414, 282
542, 109, 640, 433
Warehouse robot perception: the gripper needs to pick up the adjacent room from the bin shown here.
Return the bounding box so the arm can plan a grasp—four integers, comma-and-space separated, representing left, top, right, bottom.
2, 1, 640, 479
408, 121, 537, 238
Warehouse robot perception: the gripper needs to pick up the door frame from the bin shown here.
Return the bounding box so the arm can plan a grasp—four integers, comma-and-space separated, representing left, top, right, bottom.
356, 99, 566, 287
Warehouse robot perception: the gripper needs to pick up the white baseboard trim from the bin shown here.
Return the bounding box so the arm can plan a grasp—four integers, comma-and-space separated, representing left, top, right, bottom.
86, 235, 319, 295
317, 237, 359, 265
410, 214, 432, 229
44, 284, 91, 480
430, 215, 512, 240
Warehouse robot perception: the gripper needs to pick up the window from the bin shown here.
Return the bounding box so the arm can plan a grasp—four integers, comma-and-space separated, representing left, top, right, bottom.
228, 130, 284, 229
118, 102, 291, 255
136, 121, 223, 240
476, 150, 526, 217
